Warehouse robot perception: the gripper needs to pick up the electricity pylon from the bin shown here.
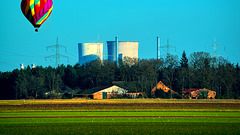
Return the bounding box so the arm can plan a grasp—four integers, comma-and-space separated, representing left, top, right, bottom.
208, 37, 226, 66
45, 36, 69, 67
160, 38, 176, 58
209, 37, 225, 58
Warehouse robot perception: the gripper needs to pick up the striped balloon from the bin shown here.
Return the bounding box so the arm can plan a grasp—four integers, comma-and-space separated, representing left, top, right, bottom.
21, 0, 53, 31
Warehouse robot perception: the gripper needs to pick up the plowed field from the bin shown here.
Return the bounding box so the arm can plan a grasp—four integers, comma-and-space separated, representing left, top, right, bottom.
1, 101, 240, 110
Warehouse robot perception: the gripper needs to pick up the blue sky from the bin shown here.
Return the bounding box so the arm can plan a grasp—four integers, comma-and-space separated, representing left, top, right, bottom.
0, 0, 240, 71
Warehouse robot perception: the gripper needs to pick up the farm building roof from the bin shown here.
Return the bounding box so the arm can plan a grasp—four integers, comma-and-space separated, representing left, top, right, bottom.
93, 85, 128, 95
80, 85, 113, 94
80, 85, 128, 95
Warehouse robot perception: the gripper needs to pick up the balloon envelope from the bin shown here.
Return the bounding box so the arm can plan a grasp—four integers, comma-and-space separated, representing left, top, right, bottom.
21, 0, 53, 29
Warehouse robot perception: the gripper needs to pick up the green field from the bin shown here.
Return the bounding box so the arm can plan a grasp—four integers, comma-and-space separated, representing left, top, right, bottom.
0, 99, 240, 135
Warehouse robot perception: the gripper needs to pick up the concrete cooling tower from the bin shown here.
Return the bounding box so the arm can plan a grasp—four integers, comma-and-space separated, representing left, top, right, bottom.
78, 43, 103, 65
118, 41, 138, 59
107, 37, 138, 62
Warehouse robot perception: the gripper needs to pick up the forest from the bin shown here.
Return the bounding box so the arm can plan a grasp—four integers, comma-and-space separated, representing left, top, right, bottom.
0, 51, 239, 99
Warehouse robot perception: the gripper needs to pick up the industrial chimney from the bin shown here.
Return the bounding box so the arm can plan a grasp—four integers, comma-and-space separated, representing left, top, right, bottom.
115, 36, 119, 63
157, 37, 160, 59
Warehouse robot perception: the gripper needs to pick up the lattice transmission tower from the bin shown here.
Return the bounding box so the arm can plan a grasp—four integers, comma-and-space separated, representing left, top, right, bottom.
160, 38, 176, 58
45, 36, 69, 67
208, 37, 226, 66
208, 37, 225, 58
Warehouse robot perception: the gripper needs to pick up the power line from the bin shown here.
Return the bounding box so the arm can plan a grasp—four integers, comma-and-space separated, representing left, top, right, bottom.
66, 52, 78, 58
0, 49, 43, 58
0, 62, 18, 68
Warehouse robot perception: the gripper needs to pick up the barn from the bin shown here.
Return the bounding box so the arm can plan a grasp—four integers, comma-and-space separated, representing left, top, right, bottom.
93, 85, 128, 99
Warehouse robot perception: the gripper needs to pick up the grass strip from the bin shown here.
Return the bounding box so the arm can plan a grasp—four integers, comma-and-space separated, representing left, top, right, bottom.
0, 120, 239, 135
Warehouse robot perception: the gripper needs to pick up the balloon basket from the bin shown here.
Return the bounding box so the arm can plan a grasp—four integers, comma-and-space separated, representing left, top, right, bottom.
35, 29, 38, 32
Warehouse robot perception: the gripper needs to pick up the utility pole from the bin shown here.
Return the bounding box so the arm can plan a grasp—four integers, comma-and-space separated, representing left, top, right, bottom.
160, 38, 176, 57
45, 36, 69, 67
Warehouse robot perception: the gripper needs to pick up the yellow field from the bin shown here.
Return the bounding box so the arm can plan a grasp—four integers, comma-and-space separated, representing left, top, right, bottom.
0, 99, 239, 105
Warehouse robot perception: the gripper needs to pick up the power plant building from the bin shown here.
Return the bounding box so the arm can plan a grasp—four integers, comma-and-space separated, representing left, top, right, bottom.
107, 38, 138, 62
78, 43, 103, 65
78, 37, 139, 65
107, 41, 117, 62
118, 41, 138, 60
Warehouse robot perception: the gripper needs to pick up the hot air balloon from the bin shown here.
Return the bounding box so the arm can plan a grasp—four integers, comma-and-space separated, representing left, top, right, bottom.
21, 0, 53, 32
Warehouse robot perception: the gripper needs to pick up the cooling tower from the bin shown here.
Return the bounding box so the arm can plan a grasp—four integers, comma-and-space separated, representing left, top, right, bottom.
107, 40, 138, 62
118, 41, 138, 59
78, 43, 103, 65
20, 64, 24, 70
107, 41, 117, 62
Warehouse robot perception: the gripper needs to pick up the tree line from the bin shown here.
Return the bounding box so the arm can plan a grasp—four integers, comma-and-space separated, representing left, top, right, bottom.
0, 51, 239, 99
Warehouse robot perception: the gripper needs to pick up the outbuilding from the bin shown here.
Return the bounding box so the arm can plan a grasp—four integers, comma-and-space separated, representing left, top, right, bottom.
126, 93, 142, 99
93, 85, 128, 99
